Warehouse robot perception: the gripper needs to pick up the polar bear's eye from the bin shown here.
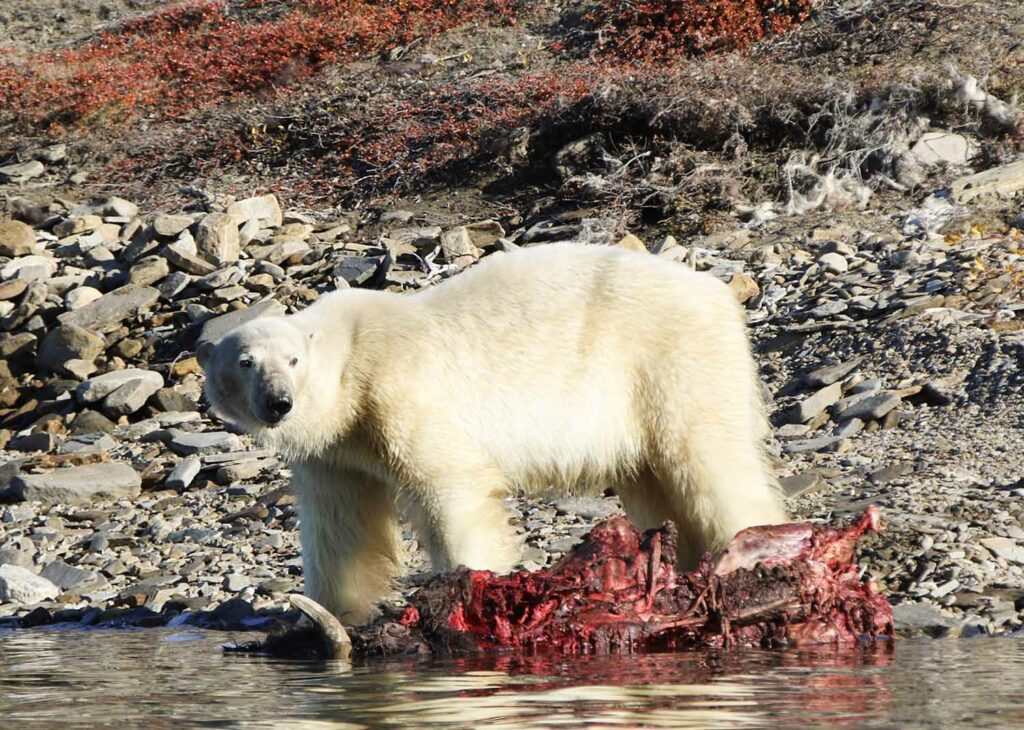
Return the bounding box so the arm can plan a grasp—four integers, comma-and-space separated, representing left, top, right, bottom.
239, 356, 254, 369
289, 357, 298, 367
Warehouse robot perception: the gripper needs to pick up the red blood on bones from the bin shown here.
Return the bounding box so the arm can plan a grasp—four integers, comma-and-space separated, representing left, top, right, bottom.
365, 507, 893, 656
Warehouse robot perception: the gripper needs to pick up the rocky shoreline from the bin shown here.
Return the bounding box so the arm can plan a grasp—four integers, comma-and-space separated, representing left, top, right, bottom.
2, 142, 1024, 642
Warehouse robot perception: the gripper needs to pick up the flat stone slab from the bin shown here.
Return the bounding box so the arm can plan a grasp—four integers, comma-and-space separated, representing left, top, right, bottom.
103, 377, 163, 416
911, 132, 978, 166
166, 456, 202, 490
1, 254, 56, 281
202, 448, 275, 465
550, 496, 620, 521
892, 602, 962, 637
57, 284, 160, 334
834, 392, 902, 422
226, 194, 282, 228
77, 368, 163, 404
169, 431, 243, 456
197, 298, 285, 346
0, 564, 60, 604
0, 160, 45, 183
779, 472, 825, 498
40, 561, 104, 591
782, 434, 848, 455
803, 357, 864, 387
952, 160, 1024, 203
10, 462, 141, 504
781, 381, 843, 425
980, 537, 1024, 565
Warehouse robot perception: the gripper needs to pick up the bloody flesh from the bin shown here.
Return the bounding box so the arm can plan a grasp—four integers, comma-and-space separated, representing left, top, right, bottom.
346, 507, 893, 657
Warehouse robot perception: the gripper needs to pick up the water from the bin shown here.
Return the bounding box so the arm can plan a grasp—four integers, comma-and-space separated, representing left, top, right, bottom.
0, 629, 1022, 728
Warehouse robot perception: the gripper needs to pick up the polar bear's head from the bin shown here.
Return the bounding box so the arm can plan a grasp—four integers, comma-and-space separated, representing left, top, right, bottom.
197, 317, 314, 434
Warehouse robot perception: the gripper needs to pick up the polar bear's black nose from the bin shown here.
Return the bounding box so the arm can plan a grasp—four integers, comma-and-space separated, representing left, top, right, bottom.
266, 394, 292, 419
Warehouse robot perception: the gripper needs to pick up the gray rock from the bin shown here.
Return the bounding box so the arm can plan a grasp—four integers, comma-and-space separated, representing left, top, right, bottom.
892, 602, 962, 636
96, 196, 138, 219
38, 325, 105, 375
0, 548, 34, 569
1, 255, 56, 281
34, 143, 66, 164
380, 209, 414, 224
782, 434, 848, 454
868, 462, 914, 485
0, 160, 45, 183
40, 561, 103, 591
550, 496, 619, 521
333, 255, 388, 287
128, 256, 169, 286
226, 194, 282, 228
8, 432, 59, 452
195, 212, 240, 264
834, 391, 902, 422
150, 388, 198, 413
0, 564, 59, 603
951, 159, 1024, 203
164, 239, 218, 275
911, 132, 978, 166
77, 368, 163, 404
153, 214, 195, 238
223, 574, 251, 592
11, 462, 141, 503
196, 267, 242, 291
64, 286, 103, 310
809, 300, 848, 318
70, 410, 116, 435
166, 456, 202, 490
980, 537, 1024, 565
781, 382, 843, 424
157, 271, 191, 299
103, 376, 164, 416
59, 432, 118, 454
57, 284, 160, 334
169, 431, 243, 456
832, 417, 864, 436
817, 252, 848, 274
197, 298, 286, 346
464, 220, 506, 249
779, 472, 825, 498
0, 219, 37, 257
383, 226, 442, 249
440, 226, 483, 262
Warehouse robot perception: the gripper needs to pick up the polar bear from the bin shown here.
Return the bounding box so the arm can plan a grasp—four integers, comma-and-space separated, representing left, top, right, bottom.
198, 243, 786, 622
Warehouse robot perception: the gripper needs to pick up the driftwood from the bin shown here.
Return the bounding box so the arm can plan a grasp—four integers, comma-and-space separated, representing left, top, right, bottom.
229, 508, 892, 660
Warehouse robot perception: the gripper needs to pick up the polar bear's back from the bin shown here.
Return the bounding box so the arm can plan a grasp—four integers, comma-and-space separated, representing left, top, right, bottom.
399, 243, 757, 488
417, 242, 744, 357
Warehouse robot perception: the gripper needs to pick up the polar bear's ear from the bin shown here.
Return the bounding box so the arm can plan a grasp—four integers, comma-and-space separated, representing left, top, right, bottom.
196, 340, 214, 370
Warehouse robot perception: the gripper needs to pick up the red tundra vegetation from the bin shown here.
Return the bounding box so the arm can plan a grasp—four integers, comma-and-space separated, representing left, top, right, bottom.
0, 0, 819, 204
0, 0, 811, 130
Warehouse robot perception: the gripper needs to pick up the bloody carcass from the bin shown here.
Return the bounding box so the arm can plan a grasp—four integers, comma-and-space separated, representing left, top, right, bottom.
241, 508, 893, 659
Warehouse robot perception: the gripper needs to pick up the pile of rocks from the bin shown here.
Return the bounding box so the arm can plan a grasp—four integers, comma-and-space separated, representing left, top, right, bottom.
1, 152, 1024, 637
0, 188, 528, 628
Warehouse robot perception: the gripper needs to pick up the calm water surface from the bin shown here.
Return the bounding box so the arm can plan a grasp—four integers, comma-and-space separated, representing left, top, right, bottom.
1, 628, 1022, 728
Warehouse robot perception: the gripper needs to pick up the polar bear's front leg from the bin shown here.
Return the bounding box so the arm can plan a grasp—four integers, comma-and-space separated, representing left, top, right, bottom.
405, 471, 521, 575
292, 461, 401, 624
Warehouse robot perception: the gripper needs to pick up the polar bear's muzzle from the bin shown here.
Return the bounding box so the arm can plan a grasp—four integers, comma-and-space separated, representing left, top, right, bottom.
254, 379, 295, 426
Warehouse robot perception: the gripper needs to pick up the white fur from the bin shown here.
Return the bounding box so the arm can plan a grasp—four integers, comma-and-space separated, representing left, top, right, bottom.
201, 243, 787, 622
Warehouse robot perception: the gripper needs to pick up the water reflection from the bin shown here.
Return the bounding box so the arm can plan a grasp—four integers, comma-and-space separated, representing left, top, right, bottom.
0, 628, 1021, 728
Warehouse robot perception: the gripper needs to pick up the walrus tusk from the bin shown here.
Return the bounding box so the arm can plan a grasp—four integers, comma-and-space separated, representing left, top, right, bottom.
289, 594, 353, 659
